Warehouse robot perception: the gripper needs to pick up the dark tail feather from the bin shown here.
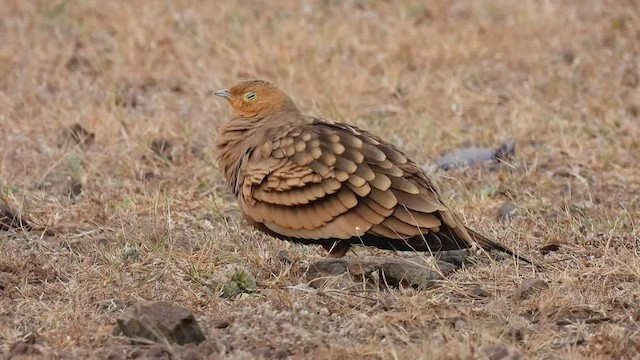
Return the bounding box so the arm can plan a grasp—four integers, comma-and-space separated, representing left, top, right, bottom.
466, 227, 533, 265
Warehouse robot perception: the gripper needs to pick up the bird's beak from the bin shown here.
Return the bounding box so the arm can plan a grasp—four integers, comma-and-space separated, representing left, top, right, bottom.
214, 89, 231, 98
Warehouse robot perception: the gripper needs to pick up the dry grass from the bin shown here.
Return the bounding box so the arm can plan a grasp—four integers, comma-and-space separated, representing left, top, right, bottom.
1, 0, 639, 358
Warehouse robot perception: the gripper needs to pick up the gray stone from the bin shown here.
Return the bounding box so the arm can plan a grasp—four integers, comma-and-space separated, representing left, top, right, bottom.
471, 286, 491, 298
435, 140, 515, 171
307, 256, 453, 290
480, 344, 523, 360
515, 278, 549, 300
497, 202, 519, 222
117, 301, 206, 345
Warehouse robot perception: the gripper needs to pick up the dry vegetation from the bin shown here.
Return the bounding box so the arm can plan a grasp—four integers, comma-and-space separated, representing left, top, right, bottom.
1, 0, 640, 358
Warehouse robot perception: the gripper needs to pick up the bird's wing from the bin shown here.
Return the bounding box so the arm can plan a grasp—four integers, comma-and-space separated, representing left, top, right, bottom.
237, 117, 473, 249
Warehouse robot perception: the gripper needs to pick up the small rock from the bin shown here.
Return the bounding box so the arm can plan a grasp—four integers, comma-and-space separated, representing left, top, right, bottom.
307, 256, 445, 290
480, 344, 523, 360
380, 261, 443, 289
276, 249, 293, 264
437, 147, 496, 170
8, 332, 44, 358
515, 278, 549, 300
471, 286, 491, 298
307, 259, 351, 278
435, 249, 471, 268
497, 202, 519, 222
117, 301, 206, 345
436, 140, 515, 171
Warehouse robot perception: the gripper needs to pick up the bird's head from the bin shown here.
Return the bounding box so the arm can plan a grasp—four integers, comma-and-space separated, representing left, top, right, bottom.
215, 80, 298, 118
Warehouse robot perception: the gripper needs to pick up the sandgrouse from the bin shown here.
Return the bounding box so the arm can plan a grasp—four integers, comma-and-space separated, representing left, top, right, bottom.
214, 80, 529, 263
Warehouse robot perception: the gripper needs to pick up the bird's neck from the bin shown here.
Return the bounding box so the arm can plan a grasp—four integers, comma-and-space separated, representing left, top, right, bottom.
214, 118, 254, 195
214, 112, 302, 195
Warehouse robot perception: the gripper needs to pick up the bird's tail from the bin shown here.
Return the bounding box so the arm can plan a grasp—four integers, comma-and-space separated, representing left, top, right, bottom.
465, 226, 533, 265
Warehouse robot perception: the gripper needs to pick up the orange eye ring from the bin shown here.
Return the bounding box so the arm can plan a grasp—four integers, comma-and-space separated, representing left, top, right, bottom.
243, 91, 257, 102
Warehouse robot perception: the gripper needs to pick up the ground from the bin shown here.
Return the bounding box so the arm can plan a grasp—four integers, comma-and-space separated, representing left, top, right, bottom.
1, 0, 639, 359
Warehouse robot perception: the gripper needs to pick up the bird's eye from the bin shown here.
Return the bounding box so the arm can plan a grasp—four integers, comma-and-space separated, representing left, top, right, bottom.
243, 91, 257, 102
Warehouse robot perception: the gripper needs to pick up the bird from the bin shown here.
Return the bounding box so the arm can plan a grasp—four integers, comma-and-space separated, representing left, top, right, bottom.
213, 79, 530, 263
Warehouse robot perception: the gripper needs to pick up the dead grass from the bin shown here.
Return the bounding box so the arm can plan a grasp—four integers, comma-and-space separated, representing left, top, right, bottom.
1, 0, 639, 358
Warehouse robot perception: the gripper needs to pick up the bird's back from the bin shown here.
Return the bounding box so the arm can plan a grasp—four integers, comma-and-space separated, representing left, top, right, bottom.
223, 115, 518, 258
